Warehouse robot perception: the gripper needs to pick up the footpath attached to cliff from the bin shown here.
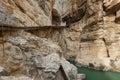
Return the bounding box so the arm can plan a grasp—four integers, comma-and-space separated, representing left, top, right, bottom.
0, 0, 120, 80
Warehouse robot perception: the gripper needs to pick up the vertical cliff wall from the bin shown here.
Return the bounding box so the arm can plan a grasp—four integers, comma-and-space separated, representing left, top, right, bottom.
0, 1, 120, 79
0, 0, 52, 26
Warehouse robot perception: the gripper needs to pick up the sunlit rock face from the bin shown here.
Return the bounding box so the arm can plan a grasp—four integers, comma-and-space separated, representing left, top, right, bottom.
1, 0, 120, 80
0, 0, 52, 26
53, 0, 72, 17
75, 0, 120, 72
36, 0, 120, 72
0, 30, 82, 80
0, 0, 86, 80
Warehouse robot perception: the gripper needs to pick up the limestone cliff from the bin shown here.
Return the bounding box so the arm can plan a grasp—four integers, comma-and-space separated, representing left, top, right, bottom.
51, 0, 120, 72
75, 0, 120, 71
0, 0, 120, 80
0, 0, 52, 26
0, 0, 85, 80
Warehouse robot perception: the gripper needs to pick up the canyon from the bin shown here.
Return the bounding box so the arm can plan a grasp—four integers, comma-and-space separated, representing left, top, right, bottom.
0, 0, 120, 80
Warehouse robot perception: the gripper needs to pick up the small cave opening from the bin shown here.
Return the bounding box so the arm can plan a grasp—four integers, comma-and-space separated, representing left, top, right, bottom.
52, 9, 61, 26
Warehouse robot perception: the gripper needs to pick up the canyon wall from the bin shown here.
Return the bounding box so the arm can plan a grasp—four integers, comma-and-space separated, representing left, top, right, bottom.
0, 0, 52, 26
75, 0, 120, 71
0, 0, 85, 80
0, 0, 120, 80
47, 0, 120, 72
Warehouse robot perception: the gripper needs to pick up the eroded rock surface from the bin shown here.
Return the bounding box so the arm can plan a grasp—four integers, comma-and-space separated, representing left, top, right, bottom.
0, 76, 32, 80
75, 0, 120, 72
0, 31, 83, 80
0, 0, 52, 26
1, 0, 120, 80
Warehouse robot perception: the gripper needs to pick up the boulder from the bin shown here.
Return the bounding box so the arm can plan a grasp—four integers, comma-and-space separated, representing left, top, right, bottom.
61, 58, 78, 80
77, 74, 86, 80
0, 67, 9, 76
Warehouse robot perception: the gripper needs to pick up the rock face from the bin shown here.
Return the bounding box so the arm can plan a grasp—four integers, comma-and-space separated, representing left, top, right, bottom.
116, 10, 120, 23
1, 0, 120, 79
75, 0, 120, 71
0, 0, 86, 79
0, 76, 32, 80
0, 66, 9, 76
40, 0, 120, 72
0, 0, 52, 26
0, 30, 83, 80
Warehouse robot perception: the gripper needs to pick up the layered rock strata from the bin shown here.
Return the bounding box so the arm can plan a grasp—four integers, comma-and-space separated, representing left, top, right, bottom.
0, 0, 52, 26
0, 31, 84, 80
75, 0, 120, 71
0, 0, 120, 79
